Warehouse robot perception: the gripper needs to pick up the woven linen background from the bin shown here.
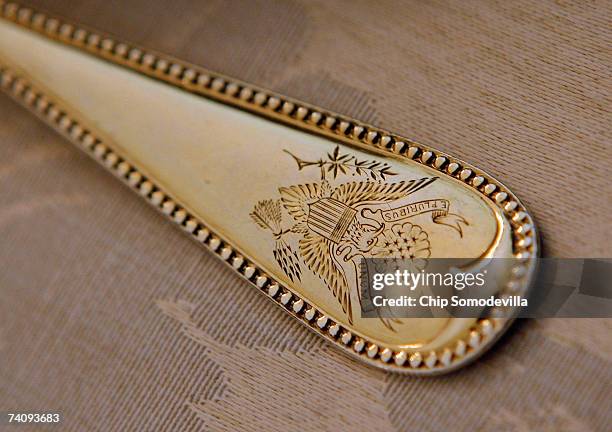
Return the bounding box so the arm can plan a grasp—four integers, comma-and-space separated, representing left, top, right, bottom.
1, 0, 611, 430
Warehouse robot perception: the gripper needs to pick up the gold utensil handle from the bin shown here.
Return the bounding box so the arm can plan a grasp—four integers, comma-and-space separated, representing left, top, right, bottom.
0, 8, 538, 374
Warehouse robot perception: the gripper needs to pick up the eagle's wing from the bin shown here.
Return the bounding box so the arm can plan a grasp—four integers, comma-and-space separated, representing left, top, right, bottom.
299, 232, 353, 323
332, 177, 438, 206
279, 181, 332, 223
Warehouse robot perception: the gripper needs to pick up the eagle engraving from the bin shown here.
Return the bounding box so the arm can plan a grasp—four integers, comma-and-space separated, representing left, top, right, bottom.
252, 176, 438, 324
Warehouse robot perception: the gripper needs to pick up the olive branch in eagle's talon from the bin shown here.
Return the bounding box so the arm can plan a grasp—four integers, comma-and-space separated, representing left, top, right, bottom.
284, 145, 397, 180
250, 199, 302, 282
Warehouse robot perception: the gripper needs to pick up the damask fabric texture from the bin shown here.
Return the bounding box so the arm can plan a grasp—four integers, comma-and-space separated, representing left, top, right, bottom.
0, 0, 610, 431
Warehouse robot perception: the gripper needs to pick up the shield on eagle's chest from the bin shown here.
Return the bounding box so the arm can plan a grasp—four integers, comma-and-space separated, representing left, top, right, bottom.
306, 198, 357, 243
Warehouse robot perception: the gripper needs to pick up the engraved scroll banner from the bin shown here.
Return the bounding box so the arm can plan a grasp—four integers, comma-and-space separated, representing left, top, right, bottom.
371, 199, 468, 237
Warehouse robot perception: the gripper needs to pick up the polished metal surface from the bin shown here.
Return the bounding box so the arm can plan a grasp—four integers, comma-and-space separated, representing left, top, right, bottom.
0, 10, 538, 373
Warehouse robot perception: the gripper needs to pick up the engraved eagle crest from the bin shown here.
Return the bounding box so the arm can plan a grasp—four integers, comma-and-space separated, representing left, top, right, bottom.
250, 146, 467, 328
252, 176, 437, 324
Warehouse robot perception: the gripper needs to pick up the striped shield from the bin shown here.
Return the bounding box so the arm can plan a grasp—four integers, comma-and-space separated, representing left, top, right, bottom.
307, 198, 357, 243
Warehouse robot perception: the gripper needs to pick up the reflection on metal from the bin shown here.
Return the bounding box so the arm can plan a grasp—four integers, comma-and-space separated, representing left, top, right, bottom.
0, 4, 538, 374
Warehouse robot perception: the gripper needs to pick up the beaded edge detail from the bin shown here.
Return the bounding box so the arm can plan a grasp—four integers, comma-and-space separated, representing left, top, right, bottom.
0, 1, 538, 374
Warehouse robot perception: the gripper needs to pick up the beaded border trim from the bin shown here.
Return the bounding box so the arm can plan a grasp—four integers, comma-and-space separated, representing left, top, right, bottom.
0, 2, 538, 374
